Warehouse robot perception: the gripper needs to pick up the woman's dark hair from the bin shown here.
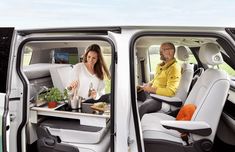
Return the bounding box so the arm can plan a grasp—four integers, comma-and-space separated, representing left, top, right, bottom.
83, 44, 110, 80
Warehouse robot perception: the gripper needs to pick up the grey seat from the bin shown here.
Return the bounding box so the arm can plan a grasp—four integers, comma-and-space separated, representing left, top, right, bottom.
24, 63, 70, 102
141, 43, 230, 152
37, 118, 110, 152
150, 46, 194, 112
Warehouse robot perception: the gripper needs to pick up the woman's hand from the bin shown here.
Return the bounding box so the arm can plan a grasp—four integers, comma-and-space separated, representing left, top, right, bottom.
69, 80, 79, 89
89, 89, 97, 99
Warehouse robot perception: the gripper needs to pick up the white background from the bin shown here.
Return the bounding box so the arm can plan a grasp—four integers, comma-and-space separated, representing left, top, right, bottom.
0, 0, 235, 29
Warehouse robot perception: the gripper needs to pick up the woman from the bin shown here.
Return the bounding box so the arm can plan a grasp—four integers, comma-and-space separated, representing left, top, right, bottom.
69, 44, 110, 99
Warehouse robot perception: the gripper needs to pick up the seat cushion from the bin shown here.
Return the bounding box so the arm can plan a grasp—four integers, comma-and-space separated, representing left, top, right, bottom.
141, 113, 184, 144
50, 65, 73, 92
65, 131, 110, 152
176, 103, 196, 121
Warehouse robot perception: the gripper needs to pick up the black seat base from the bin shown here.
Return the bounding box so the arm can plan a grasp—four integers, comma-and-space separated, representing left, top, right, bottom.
37, 126, 79, 152
144, 138, 213, 152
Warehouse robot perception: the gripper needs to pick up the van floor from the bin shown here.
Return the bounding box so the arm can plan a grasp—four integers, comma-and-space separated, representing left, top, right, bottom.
27, 142, 38, 152
212, 136, 235, 152
27, 136, 234, 152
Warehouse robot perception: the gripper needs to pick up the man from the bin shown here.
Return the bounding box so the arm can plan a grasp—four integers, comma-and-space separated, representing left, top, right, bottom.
139, 42, 181, 119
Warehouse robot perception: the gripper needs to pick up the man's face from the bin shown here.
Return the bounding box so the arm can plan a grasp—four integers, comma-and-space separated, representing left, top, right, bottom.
160, 44, 174, 61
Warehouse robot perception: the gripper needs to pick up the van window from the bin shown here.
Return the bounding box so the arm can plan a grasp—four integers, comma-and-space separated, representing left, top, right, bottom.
218, 63, 235, 76
102, 47, 112, 93
52, 47, 78, 64
0, 28, 14, 93
148, 45, 160, 72
23, 46, 33, 66
148, 45, 197, 73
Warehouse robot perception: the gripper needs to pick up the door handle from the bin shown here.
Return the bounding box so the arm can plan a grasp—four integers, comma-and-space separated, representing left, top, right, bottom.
10, 113, 16, 121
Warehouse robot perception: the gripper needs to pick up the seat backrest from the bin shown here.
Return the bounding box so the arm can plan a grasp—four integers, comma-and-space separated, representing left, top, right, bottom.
175, 46, 194, 102
185, 43, 230, 142
188, 67, 204, 93
50, 65, 73, 92
24, 63, 72, 101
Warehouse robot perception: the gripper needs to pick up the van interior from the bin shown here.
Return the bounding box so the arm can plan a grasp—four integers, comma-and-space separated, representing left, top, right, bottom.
22, 40, 113, 152
133, 36, 235, 152
20, 35, 235, 152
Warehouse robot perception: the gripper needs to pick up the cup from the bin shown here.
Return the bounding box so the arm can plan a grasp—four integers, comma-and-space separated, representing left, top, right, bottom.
78, 96, 85, 109
71, 96, 78, 109
103, 104, 111, 116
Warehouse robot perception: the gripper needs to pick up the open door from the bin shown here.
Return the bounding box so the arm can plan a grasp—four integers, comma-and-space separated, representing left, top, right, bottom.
0, 28, 14, 152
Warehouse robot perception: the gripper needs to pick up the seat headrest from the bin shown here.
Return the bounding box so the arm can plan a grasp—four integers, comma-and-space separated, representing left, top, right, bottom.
199, 43, 223, 66
176, 46, 189, 61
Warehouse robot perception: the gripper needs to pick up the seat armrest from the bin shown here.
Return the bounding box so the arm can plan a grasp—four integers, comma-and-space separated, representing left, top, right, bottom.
150, 94, 183, 107
160, 120, 212, 136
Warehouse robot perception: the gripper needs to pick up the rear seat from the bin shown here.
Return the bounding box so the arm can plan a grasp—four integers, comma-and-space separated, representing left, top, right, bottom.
23, 63, 70, 80
49, 64, 73, 92
23, 63, 72, 102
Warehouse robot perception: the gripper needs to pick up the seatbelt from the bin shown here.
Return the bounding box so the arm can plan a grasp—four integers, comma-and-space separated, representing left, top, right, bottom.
140, 59, 146, 83
181, 133, 189, 146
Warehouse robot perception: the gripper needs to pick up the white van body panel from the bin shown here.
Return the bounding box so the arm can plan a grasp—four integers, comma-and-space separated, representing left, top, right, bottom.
109, 30, 137, 152
1, 26, 235, 152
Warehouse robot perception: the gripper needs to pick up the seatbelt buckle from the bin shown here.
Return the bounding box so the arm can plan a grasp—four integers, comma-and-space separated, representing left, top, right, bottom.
181, 133, 189, 145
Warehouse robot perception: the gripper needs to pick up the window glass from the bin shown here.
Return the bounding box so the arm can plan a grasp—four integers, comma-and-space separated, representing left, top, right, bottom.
211, 50, 235, 77
149, 45, 160, 72
53, 47, 78, 64
218, 63, 235, 76
188, 54, 197, 64
102, 47, 112, 93
23, 46, 33, 66
148, 45, 197, 72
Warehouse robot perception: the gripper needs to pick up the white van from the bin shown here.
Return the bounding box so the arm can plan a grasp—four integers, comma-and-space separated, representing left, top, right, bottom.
0, 26, 235, 152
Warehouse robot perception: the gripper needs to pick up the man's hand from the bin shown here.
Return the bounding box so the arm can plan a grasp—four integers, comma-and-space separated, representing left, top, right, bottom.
143, 85, 157, 94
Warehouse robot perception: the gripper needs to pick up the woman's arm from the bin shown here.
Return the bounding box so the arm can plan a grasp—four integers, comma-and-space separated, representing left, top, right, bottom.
68, 64, 80, 89
95, 80, 105, 99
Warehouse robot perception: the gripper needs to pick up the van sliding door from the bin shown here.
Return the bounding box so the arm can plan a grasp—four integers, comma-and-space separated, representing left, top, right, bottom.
0, 28, 14, 152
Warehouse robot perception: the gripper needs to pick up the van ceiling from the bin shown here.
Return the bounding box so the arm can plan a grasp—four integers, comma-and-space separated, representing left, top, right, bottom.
25, 40, 111, 50
135, 36, 217, 48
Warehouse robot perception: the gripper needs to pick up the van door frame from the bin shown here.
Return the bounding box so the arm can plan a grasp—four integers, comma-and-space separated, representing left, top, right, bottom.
129, 30, 235, 152
16, 36, 116, 152
0, 27, 15, 152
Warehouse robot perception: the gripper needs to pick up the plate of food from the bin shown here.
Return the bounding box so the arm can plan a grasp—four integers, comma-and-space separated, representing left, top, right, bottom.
90, 102, 107, 112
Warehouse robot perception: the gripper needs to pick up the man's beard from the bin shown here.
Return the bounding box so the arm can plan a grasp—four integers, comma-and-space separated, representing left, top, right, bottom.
160, 54, 166, 61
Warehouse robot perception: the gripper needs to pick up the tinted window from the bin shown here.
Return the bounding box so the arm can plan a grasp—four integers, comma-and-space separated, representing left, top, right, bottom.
53, 47, 78, 64
0, 28, 14, 93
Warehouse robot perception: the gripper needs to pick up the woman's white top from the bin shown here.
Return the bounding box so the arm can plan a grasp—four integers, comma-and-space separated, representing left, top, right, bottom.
71, 63, 105, 99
